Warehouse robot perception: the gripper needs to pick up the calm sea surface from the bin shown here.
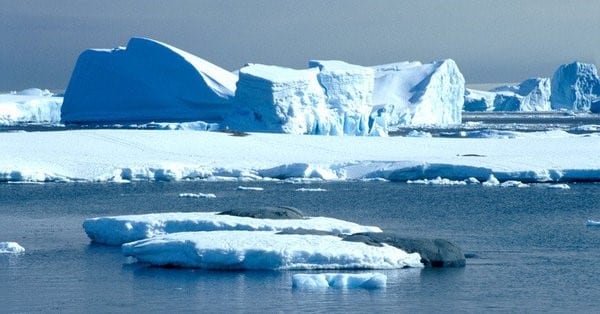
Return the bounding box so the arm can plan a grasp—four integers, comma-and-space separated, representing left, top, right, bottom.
1, 181, 599, 313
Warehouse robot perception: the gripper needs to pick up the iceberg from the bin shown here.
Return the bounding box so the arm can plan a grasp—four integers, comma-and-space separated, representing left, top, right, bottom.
122, 230, 423, 270
463, 88, 495, 112
61, 37, 237, 124
0, 90, 62, 125
292, 273, 387, 289
551, 62, 600, 112
0, 242, 25, 254
371, 59, 464, 127
83, 211, 382, 245
309, 60, 374, 135
492, 78, 551, 111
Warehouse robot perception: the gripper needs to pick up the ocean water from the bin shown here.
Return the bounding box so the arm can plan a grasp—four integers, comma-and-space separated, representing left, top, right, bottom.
1, 181, 599, 313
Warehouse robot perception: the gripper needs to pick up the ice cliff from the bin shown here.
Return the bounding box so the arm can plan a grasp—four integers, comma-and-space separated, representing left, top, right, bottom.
372, 59, 464, 127
61, 37, 237, 124
227, 64, 336, 134
551, 62, 600, 112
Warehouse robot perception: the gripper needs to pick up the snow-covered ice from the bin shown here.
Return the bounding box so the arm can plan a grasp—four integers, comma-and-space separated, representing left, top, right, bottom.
122, 230, 423, 270
372, 59, 464, 127
0, 89, 62, 125
61, 37, 237, 124
0, 242, 25, 254
2, 129, 600, 183
83, 212, 382, 245
292, 273, 386, 289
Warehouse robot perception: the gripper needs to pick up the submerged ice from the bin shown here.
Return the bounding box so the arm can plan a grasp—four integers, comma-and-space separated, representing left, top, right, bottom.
292, 273, 387, 289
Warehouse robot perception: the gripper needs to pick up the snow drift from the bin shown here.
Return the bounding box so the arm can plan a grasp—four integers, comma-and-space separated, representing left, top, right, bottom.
371, 59, 465, 127
61, 37, 237, 124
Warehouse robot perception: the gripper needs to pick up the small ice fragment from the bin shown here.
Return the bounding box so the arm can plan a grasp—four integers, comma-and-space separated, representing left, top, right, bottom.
0, 242, 25, 254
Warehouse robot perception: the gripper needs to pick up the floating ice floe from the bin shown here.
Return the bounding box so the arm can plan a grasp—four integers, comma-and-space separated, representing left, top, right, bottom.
295, 188, 327, 192
236, 186, 264, 191
178, 193, 217, 199
0, 242, 25, 254
586, 219, 600, 226
83, 212, 382, 245
407, 177, 467, 185
292, 273, 387, 289
122, 231, 422, 270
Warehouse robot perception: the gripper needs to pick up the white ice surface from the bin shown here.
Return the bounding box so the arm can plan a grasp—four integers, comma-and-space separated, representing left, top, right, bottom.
122, 231, 423, 270
2, 130, 600, 183
178, 193, 216, 199
83, 212, 382, 245
292, 273, 387, 289
586, 219, 600, 226
0, 91, 62, 125
0, 242, 25, 254
0, 130, 600, 183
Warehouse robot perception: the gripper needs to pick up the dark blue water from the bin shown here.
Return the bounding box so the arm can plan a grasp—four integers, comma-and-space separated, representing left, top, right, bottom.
1, 181, 599, 313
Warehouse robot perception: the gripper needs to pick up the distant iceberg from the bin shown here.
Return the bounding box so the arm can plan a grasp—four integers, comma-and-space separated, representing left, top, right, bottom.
372, 59, 465, 127
464, 77, 551, 112
61, 37, 237, 124
0, 89, 62, 125
551, 62, 600, 112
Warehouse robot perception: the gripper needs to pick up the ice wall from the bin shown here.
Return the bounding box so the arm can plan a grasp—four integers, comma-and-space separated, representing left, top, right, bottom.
61, 37, 237, 124
309, 60, 374, 135
228, 64, 336, 134
551, 62, 600, 111
372, 59, 464, 127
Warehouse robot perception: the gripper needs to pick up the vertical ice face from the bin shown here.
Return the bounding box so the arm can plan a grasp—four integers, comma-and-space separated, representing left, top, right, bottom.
372, 59, 465, 127
466, 77, 551, 112
309, 60, 374, 135
551, 62, 600, 111
463, 89, 496, 111
61, 37, 238, 124
229, 64, 335, 134
517, 78, 551, 111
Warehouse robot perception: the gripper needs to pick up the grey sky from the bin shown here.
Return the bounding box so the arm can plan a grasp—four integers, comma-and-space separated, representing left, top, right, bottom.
1, 0, 599, 90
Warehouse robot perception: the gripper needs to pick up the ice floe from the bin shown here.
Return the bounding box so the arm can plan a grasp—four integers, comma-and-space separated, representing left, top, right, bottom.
0, 242, 25, 254
83, 212, 382, 245
292, 272, 386, 289
121, 230, 423, 270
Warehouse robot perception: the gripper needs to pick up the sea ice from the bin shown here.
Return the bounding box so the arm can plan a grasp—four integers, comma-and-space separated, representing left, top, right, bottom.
83, 212, 382, 245
178, 193, 216, 199
292, 273, 387, 289
122, 231, 423, 270
586, 219, 600, 226
61, 37, 237, 124
0, 242, 25, 254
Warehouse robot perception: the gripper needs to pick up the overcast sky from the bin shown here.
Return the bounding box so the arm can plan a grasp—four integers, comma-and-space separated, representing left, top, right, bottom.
1, 0, 599, 90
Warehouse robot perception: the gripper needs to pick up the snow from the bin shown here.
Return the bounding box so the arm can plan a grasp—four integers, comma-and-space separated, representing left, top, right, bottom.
372, 59, 464, 127
178, 193, 216, 199
2, 130, 600, 183
83, 212, 382, 245
0, 242, 25, 254
61, 37, 237, 124
0, 90, 62, 125
292, 273, 386, 289
121, 230, 423, 270
551, 62, 600, 112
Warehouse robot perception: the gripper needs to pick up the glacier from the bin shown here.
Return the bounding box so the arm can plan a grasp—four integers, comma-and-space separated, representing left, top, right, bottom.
371, 59, 465, 127
121, 230, 424, 270
0, 89, 62, 125
551, 62, 600, 112
61, 37, 237, 124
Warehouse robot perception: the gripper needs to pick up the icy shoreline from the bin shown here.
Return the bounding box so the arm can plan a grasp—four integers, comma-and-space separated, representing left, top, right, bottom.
1, 129, 600, 184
